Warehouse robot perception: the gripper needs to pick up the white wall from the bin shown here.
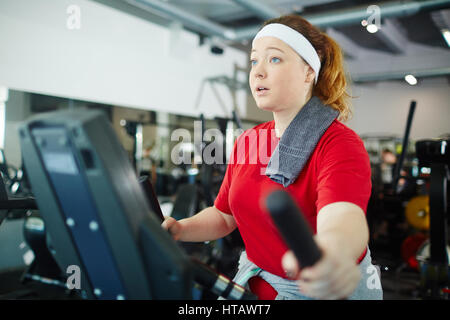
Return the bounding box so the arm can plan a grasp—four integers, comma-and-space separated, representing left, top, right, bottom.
4, 90, 31, 167
347, 77, 450, 141
0, 0, 247, 119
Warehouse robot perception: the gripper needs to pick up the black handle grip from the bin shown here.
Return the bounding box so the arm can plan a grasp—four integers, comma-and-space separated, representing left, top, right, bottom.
139, 175, 165, 223
266, 190, 321, 268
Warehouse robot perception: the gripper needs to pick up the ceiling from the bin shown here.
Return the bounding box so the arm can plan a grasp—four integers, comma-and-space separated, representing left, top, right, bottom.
92, 0, 450, 84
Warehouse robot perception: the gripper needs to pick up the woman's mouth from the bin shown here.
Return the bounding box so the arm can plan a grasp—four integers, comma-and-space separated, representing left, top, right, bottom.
255, 87, 270, 96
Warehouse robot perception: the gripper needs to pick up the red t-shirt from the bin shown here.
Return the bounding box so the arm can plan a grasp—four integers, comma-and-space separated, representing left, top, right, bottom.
214, 119, 372, 280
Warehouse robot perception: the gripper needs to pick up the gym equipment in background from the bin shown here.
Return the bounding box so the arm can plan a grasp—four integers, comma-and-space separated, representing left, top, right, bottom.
392, 101, 417, 194
0, 173, 66, 299
0, 175, 37, 227
415, 139, 450, 299
0, 149, 18, 192
366, 101, 420, 264
405, 195, 430, 231
0, 151, 31, 197
400, 232, 428, 270
416, 240, 450, 273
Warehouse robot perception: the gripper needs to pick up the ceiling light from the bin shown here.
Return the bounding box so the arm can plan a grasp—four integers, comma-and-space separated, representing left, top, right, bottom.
366, 24, 378, 33
361, 20, 368, 27
441, 28, 450, 47
404, 74, 417, 85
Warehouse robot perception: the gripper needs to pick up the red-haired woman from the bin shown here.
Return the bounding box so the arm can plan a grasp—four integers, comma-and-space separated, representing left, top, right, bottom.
163, 15, 383, 300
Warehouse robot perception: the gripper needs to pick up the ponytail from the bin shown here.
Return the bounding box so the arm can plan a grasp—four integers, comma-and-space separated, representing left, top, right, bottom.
313, 32, 352, 122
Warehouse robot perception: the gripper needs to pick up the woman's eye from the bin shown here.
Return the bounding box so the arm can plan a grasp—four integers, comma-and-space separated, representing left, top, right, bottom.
250, 59, 257, 66
270, 57, 281, 63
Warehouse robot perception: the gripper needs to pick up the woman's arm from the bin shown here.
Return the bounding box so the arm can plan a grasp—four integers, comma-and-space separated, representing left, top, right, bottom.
281, 201, 369, 299
162, 206, 237, 242
316, 201, 369, 261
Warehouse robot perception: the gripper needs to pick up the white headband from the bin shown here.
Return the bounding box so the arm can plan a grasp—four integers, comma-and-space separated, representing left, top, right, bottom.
253, 23, 321, 83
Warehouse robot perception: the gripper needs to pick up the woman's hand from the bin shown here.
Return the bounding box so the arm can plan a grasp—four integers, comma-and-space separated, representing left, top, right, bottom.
281, 237, 361, 300
161, 216, 183, 241
159, 206, 237, 243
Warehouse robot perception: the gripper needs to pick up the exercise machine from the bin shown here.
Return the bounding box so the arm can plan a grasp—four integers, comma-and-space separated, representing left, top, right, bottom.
415, 138, 450, 299
17, 108, 255, 300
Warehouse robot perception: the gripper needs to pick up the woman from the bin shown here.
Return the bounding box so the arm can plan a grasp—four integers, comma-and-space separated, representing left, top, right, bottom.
162, 14, 382, 300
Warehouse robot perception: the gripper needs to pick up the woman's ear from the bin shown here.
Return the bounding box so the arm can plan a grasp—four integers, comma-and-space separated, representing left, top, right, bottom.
305, 66, 315, 84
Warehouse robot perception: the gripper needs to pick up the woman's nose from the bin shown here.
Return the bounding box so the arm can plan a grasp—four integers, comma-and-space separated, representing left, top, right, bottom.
254, 64, 266, 79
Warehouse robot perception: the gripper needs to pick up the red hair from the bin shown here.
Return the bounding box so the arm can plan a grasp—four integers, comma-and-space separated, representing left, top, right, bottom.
261, 15, 352, 122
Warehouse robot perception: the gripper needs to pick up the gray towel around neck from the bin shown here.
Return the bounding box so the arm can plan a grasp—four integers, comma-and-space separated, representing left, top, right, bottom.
265, 96, 339, 187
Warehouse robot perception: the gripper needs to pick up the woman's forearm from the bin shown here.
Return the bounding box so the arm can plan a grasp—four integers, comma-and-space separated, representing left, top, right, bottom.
316, 202, 369, 261
178, 206, 237, 242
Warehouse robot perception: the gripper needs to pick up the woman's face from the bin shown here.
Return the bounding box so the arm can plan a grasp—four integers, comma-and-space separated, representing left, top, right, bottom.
249, 36, 315, 112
